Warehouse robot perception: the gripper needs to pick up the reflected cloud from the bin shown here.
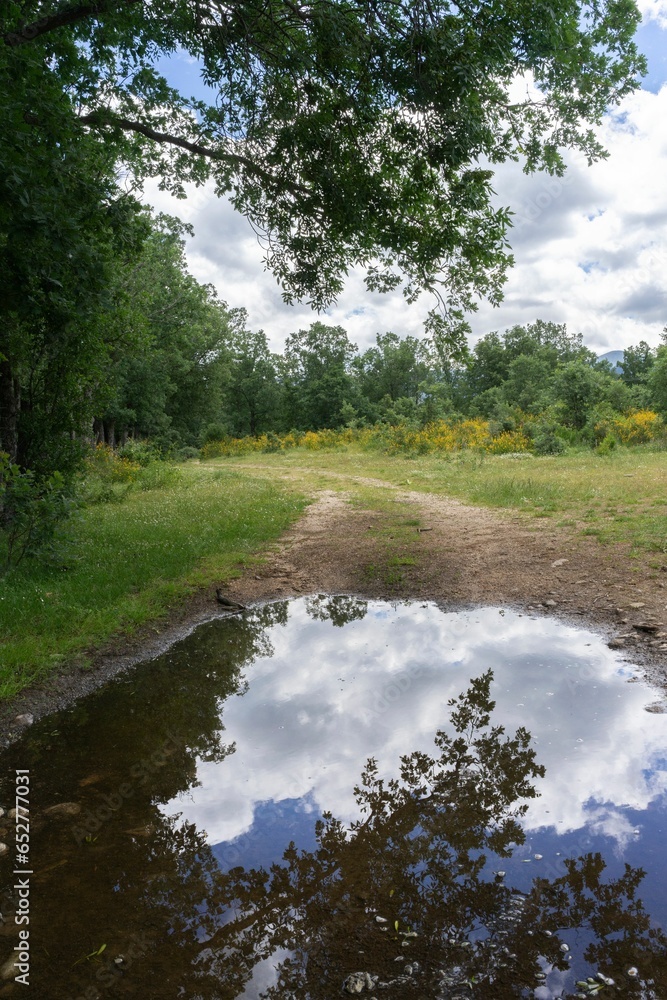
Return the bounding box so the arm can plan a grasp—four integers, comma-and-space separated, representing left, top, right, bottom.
2, 599, 666, 998
162, 602, 667, 856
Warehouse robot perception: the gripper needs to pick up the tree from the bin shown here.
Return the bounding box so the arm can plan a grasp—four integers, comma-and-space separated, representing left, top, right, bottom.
619, 340, 656, 386
282, 322, 358, 429
502, 353, 554, 413
356, 333, 438, 406
462, 321, 593, 413
551, 359, 601, 428
647, 346, 667, 416
94, 214, 233, 449
222, 318, 281, 437
0, 132, 147, 474
2, 0, 646, 347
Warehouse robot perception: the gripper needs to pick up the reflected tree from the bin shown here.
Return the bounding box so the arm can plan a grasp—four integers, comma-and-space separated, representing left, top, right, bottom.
196, 672, 666, 998
2, 668, 666, 999
304, 595, 368, 628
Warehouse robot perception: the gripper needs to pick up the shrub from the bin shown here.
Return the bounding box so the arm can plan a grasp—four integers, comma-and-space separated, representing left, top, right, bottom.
262, 431, 283, 453
85, 444, 141, 483
531, 421, 567, 456
174, 446, 200, 462
201, 423, 230, 444
486, 430, 531, 454
0, 455, 77, 569
79, 479, 132, 505
134, 463, 183, 491
117, 439, 161, 466
597, 434, 617, 455
534, 435, 566, 456
611, 409, 664, 445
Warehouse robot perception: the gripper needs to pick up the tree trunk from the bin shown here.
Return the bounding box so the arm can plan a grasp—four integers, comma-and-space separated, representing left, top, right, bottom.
106, 420, 116, 448
93, 418, 104, 445
0, 355, 20, 463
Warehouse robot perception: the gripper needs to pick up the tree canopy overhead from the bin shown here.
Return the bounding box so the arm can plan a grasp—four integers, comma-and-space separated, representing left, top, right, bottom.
2, 0, 646, 342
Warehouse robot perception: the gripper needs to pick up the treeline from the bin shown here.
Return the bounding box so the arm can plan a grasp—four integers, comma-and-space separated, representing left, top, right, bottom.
3, 192, 667, 478
2, 194, 666, 569
92, 261, 667, 457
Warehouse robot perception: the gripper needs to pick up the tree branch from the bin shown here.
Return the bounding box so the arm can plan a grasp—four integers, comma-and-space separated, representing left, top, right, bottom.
78, 110, 310, 197
3, 0, 138, 47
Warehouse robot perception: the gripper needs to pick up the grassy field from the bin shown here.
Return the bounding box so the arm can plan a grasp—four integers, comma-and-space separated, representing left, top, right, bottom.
216, 444, 667, 559
0, 466, 307, 700
2, 442, 666, 703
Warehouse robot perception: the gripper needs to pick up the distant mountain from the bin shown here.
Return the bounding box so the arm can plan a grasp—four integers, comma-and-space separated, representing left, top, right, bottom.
598, 350, 624, 373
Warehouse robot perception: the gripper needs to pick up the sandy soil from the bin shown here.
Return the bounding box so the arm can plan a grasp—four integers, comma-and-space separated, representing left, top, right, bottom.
3, 478, 667, 744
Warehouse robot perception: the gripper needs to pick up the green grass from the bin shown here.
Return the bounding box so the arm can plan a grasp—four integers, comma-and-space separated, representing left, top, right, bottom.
344, 486, 424, 589
4, 442, 666, 702
0, 466, 307, 699
216, 443, 667, 556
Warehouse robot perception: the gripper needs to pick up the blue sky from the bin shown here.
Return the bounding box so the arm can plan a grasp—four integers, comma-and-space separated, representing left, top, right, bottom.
635, 20, 667, 91
147, 9, 667, 355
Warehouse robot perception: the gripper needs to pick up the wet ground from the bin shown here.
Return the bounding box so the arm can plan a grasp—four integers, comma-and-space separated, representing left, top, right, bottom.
1, 598, 666, 998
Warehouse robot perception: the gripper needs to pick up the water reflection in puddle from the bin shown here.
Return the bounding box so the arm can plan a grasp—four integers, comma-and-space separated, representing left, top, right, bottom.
1, 598, 666, 999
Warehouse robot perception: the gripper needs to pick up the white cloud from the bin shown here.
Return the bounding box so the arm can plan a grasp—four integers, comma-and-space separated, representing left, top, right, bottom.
638, 0, 667, 28
144, 74, 667, 356
161, 603, 667, 858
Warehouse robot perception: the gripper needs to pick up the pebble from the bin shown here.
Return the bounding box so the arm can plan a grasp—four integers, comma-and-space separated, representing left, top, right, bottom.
0, 844, 7, 858
544, 599, 557, 607
607, 638, 625, 649
43, 802, 81, 818
0, 955, 17, 981
629, 602, 646, 609
374, 916, 387, 924
627, 967, 638, 977
343, 972, 375, 994
12, 714, 33, 727
551, 558, 568, 567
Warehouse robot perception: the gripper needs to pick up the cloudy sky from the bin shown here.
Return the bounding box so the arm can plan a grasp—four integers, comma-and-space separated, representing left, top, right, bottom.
147, 4, 667, 356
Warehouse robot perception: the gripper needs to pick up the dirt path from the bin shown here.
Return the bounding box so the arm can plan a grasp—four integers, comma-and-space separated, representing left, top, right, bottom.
231, 482, 667, 687
3, 474, 667, 742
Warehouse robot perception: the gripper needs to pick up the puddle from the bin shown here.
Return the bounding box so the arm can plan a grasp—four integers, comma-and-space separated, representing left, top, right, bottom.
1, 598, 666, 998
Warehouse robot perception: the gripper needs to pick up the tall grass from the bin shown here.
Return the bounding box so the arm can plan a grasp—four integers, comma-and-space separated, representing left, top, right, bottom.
0, 467, 307, 699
